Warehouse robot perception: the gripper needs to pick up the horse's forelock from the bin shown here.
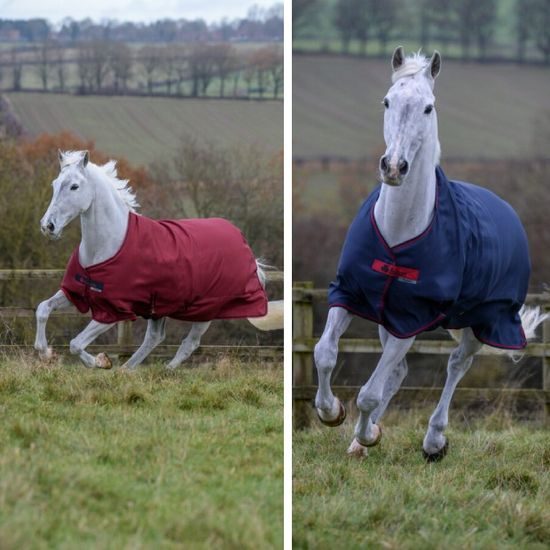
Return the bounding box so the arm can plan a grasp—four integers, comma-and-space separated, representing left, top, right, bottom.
391, 52, 429, 84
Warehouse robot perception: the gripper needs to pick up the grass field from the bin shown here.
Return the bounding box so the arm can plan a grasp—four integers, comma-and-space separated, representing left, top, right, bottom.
0, 356, 282, 548
293, 410, 549, 549
293, 55, 550, 160
6, 93, 283, 166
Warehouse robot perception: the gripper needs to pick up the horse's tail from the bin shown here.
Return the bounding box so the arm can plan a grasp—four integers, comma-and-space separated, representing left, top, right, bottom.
248, 260, 284, 331
448, 305, 548, 362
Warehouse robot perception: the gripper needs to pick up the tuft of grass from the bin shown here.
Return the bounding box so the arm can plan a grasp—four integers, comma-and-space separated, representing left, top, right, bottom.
0, 356, 282, 548
294, 409, 550, 549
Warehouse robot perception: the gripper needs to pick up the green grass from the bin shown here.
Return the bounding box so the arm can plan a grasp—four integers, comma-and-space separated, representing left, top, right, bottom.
293, 55, 550, 160
6, 93, 283, 166
0, 356, 283, 548
293, 409, 550, 549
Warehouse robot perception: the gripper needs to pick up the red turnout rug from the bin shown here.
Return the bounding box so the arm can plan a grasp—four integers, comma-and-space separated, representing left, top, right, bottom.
61, 213, 267, 324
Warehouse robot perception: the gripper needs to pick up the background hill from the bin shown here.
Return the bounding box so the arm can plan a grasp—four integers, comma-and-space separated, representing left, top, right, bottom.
7, 93, 283, 165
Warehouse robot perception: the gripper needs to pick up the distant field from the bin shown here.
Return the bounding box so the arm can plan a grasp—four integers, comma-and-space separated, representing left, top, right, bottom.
0, 357, 282, 548
293, 55, 550, 160
6, 93, 283, 166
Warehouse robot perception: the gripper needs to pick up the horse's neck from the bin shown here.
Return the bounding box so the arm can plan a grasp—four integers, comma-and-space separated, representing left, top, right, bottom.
79, 173, 129, 267
374, 144, 437, 248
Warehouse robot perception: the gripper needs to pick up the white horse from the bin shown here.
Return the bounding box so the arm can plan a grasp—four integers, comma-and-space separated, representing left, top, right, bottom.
35, 150, 283, 370
314, 47, 547, 460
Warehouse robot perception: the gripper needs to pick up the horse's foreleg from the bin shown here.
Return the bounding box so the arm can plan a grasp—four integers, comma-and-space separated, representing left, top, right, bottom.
423, 327, 481, 460
314, 307, 352, 425
166, 321, 211, 370
349, 334, 415, 457
69, 320, 116, 368
34, 290, 72, 359
122, 318, 166, 370
371, 326, 409, 424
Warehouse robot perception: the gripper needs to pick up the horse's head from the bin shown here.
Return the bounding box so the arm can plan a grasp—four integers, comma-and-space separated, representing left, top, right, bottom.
379, 46, 441, 186
41, 150, 94, 239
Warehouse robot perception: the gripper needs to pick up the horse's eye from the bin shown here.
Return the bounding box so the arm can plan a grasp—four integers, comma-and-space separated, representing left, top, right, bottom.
383, 98, 389, 108
424, 104, 434, 114
70, 184, 79, 191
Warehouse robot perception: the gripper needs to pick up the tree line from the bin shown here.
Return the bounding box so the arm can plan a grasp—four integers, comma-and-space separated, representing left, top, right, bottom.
1, 42, 283, 99
0, 4, 283, 44
294, 0, 550, 64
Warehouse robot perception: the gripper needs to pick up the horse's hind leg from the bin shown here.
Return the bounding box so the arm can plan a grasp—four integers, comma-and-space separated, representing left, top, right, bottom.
423, 327, 482, 461
314, 307, 352, 425
69, 320, 115, 368
122, 318, 166, 370
166, 321, 211, 370
34, 290, 72, 360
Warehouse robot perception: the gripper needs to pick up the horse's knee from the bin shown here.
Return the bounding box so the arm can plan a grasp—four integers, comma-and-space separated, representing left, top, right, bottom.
314, 338, 337, 372
69, 338, 81, 355
36, 301, 50, 324
357, 386, 380, 413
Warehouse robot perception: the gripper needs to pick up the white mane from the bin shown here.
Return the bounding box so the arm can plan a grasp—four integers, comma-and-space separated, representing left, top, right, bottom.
392, 52, 429, 83
60, 151, 140, 212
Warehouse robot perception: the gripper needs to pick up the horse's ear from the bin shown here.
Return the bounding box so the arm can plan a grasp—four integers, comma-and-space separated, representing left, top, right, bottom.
57, 149, 64, 165
81, 150, 89, 168
392, 46, 405, 72
427, 50, 441, 80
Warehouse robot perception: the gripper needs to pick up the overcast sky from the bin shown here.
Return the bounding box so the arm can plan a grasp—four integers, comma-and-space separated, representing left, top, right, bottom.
0, 0, 280, 24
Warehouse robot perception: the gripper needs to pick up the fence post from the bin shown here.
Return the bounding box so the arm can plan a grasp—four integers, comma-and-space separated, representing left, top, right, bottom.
117, 320, 133, 360
293, 281, 314, 429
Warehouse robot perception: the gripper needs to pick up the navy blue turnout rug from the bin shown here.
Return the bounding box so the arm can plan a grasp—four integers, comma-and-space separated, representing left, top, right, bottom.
328, 166, 530, 349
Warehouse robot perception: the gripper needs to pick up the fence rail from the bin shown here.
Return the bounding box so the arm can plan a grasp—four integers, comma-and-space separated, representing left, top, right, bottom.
293, 282, 550, 427
0, 269, 283, 362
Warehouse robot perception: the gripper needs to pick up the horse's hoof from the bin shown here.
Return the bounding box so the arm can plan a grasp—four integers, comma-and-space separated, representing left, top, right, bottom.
316, 400, 346, 427
423, 439, 449, 462
39, 347, 54, 361
95, 353, 112, 369
347, 438, 369, 458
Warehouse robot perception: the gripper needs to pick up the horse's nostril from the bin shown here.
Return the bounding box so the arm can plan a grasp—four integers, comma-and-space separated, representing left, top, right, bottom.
399, 160, 409, 175
47, 222, 55, 232
380, 156, 389, 173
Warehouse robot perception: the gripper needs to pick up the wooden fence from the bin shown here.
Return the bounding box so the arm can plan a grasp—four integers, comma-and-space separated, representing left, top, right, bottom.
293, 282, 550, 428
0, 269, 283, 362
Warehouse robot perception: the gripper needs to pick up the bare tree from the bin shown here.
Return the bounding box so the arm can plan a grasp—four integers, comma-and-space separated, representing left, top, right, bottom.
370, 0, 398, 55
89, 40, 111, 91
53, 44, 67, 91
293, 0, 318, 31
473, 0, 497, 59
334, 0, 360, 54
110, 43, 133, 93
189, 44, 217, 97
232, 63, 242, 97
515, 0, 533, 63
161, 45, 179, 94
77, 42, 94, 92
242, 58, 256, 97
268, 48, 283, 99
211, 43, 237, 98
140, 45, 162, 95
173, 46, 188, 96
34, 40, 53, 91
